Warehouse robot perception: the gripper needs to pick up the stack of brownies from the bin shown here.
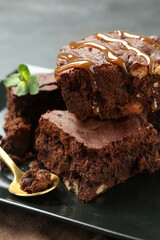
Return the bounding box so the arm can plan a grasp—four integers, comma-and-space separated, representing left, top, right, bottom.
35, 31, 160, 202
3, 31, 160, 202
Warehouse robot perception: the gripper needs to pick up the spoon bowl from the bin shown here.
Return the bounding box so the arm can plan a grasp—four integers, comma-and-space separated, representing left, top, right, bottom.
0, 147, 59, 197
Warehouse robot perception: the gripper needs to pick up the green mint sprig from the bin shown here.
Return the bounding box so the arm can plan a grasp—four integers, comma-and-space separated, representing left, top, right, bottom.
3, 64, 39, 96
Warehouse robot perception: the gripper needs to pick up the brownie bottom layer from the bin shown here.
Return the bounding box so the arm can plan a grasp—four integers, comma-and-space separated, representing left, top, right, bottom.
35, 111, 160, 202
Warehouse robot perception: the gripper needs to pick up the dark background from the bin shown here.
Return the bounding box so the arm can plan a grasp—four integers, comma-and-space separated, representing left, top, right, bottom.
0, 0, 160, 78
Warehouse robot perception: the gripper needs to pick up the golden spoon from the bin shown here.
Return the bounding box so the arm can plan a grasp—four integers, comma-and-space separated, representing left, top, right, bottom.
0, 147, 59, 197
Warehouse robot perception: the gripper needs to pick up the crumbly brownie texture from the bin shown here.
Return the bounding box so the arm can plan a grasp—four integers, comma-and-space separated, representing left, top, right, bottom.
56, 31, 160, 121
1, 117, 32, 164
1, 73, 66, 164
35, 110, 160, 202
20, 168, 52, 193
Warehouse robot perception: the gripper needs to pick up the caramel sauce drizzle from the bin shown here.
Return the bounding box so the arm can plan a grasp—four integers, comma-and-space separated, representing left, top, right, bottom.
115, 30, 160, 111
55, 53, 100, 114
55, 52, 99, 115
116, 30, 160, 49
55, 52, 96, 92
94, 33, 154, 74
69, 41, 126, 71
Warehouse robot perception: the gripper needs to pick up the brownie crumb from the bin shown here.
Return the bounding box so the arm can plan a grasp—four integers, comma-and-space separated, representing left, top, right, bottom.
20, 168, 52, 193
29, 160, 40, 169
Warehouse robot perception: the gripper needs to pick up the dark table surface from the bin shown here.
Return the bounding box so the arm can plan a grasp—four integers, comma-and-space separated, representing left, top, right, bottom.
0, 0, 160, 79
1, 1, 160, 239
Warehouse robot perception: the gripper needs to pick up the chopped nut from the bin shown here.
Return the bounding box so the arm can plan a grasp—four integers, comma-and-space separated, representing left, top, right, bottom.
64, 180, 71, 191
72, 181, 79, 195
136, 93, 141, 98
96, 184, 107, 195
155, 65, 160, 75
151, 98, 158, 111
153, 82, 159, 88
130, 66, 148, 79
122, 102, 143, 115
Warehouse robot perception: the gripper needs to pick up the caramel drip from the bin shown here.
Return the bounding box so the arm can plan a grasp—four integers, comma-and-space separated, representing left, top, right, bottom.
56, 52, 75, 61
55, 52, 97, 92
55, 52, 99, 115
116, 30, 160, 49
95, 33, 154, 74
69, 41, 126, 71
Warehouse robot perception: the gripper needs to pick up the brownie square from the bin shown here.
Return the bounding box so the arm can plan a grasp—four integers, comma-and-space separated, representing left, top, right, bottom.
5, 73, 66, 127
35, 110, 160, 202
55, 31, 160, 121
1, 73, 66, 163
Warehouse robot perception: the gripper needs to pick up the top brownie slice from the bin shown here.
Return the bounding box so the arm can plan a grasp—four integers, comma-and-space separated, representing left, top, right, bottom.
55, 31, 160, 121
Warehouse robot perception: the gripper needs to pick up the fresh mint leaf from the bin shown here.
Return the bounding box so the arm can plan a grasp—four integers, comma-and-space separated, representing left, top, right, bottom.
3, 64, 39, 97
3, 73, 21, 87
16, 81, 29, 96
28, 75, 39, 95
18, 64, 30, 81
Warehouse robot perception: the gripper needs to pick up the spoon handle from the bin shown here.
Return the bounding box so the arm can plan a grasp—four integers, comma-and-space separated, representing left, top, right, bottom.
0, 147, 23, 177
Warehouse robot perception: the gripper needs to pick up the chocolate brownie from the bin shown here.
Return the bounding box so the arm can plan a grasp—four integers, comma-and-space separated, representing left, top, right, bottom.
20, 168, 52, 193
1, 73, 66, 164
4, 73, 66, 128
35, 110, 160, 202
55, 31, 160, 121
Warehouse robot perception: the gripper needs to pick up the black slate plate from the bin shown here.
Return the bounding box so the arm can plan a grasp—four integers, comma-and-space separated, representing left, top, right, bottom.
0, 65, 160, 240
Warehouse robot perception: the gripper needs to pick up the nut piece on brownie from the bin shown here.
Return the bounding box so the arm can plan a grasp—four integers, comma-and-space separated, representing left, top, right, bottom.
35, 110, 160, 202
55, 31, 160, 121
